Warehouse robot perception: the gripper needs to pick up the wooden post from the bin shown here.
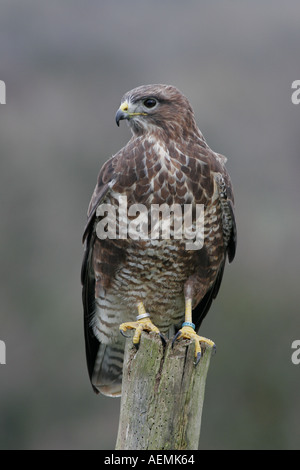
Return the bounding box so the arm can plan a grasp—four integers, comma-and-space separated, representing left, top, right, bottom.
115, 331, 213, 450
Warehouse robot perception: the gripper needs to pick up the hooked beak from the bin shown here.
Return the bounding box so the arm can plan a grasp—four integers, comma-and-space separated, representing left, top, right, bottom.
115, 101, 129, 127
115, 100, 147, 126
115, 109, 128, 127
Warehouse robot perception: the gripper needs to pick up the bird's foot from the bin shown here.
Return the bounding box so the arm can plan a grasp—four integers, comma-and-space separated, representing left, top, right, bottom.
172, 323, 216, 365
119, 302, 165, 346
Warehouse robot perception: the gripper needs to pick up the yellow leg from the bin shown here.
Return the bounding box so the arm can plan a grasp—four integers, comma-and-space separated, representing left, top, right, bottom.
119, 302, 162, 345
173, 298, 216, 364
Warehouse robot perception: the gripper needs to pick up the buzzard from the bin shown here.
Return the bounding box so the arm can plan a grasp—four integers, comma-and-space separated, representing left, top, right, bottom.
81, 84, 236, 396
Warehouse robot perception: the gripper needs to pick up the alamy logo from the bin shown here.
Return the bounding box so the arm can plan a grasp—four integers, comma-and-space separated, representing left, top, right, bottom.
0, 80, 6, 365
291, 340, 300, 365
96, 196, 205, 250
291, 80, 300, 105
0, 80, 6, 104
0, 341, 6, 365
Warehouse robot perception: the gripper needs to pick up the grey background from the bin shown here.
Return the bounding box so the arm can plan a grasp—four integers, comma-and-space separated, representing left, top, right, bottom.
0, 0, 299, 449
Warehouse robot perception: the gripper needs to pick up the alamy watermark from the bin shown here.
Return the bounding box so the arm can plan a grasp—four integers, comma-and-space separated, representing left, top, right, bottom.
291, 80, 300, 105
0, 80, 6, 104
0, 340, 6, 365
96, 196, 205, 250
291, 340, 300, 365
0, 80, 7, 367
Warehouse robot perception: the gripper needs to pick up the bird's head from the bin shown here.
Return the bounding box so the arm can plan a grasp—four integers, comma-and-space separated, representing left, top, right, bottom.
115, 84, 199, 138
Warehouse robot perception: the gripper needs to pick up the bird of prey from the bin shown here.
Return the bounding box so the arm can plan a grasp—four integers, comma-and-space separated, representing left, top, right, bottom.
81, 84, 236, 396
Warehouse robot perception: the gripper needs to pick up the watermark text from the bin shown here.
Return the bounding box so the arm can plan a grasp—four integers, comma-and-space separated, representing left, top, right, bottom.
0, 340, 6, 365
291, 340, 300, 365
291, 80, 300, 105
0, 80, 6, 104
96, 196, 204, 250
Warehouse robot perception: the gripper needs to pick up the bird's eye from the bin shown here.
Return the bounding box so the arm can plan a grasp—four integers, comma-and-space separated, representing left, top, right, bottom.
143, 98, 157, 109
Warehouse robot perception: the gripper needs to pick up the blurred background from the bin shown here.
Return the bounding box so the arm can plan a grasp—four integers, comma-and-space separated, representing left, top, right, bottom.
0, 0, 300, 450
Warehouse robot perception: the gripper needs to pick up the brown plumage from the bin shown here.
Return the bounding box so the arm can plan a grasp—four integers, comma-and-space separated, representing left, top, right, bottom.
81, 84, 236, 396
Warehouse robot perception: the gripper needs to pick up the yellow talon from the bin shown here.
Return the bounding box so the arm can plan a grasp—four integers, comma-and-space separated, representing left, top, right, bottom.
119, 302, 162, 345
173, 326, 215, 364
173, 298, 216, 364
120, 317, 160, 344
